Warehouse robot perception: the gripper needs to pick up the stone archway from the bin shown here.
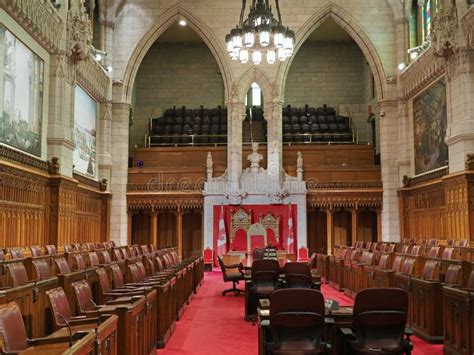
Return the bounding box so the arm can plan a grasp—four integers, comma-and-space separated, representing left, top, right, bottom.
120, 3, 233, 104
276, 3, 388, 102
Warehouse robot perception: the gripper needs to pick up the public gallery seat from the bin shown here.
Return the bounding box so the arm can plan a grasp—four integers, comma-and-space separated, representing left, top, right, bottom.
340, 288, 413, 355
217, 256, 244, 296
262, 288, 331, 354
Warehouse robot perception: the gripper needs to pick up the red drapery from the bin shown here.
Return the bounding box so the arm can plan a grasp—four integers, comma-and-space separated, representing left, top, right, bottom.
212, 204, 298, 257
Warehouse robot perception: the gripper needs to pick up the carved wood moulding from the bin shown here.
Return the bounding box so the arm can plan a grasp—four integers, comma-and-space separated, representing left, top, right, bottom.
128, 194, 204, 213
308, 181, 383, 189
0, 0, 63, 53
307, 190, 382, 210
0, 145, 49, 172
401, 166, 449, 188
127, 181, 206, 192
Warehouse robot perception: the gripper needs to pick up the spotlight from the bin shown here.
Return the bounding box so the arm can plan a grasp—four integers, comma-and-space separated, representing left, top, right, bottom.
410, 51, 419, 60
102, 65, 113, 73
91, 47, 107, 63
398, 62, 406, 71
179, 20, 187, 26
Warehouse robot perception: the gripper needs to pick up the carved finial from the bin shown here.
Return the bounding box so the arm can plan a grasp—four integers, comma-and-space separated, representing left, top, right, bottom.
465, 153, 474, 170
66, 0, 92, 64
206, 152, 213, 181
296, 151, 303, 181
48, 157, 60, 175
402, 175, 411, 188
432, 4, 459, 58
100, 178, 108, 192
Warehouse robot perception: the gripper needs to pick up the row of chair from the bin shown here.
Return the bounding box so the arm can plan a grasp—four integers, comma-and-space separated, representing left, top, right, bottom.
257, 287, 413, 355
317, 239, 474, 353
0, 242, 204, 354
164, 105, 228, 119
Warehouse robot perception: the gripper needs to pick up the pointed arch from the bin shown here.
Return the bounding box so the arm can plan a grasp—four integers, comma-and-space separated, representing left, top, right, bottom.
120, 3, 232, 103
235, 67, 276, 105
277, 3, 387, 101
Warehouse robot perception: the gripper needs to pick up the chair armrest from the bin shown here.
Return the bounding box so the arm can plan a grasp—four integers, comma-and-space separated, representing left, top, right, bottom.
405, 327, 414, 339
28, 331, 90, 346
339, 327, 355, 338
224, 263, 241, 269
67, 317, 100, 326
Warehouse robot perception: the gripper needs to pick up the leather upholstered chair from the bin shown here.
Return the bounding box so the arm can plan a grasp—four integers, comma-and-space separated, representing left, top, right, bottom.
340, 288, 413, 355
88, 252, 100, 267
263, 288, 330, 354
0, 301, 89, 353
8, 263, 29, 287
253, 248, 265, 261
284, 262, 320, 290
55, 257, 72, 274
95, 268, 144, 302
32, 259, 52, 280
9, 248, 24, 259
217, 256, 244, 296
45, 245, 57, 255
73, 254, 87, 270
29, 246, 42, 257
72, 280, 101, 315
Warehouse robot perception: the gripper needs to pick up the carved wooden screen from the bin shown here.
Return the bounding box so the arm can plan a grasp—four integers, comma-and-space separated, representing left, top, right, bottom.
259, 213, 280, 244
230, 208, 252, 244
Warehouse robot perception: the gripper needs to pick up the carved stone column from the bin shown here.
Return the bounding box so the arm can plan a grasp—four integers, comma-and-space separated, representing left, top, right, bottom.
110, 100, 131, 246
265, 100, 283, 185
378, 98, 401, 242
227, 100, 246, 186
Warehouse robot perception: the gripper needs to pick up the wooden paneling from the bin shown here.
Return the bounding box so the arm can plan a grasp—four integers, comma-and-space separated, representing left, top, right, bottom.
399, 172, 474, 242
0, 147, 111, 247
129, 145, 380, 189
131, 213, 151, 245
307, 209, 327, 254
334, 210, 351, 247
158, 211, 178, 248
182, 211, 203, 258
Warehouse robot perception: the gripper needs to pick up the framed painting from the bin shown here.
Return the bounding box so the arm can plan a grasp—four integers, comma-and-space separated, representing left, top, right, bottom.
73, 85, 97, 178
0, 25, 44, 156
413, 78, 448, 175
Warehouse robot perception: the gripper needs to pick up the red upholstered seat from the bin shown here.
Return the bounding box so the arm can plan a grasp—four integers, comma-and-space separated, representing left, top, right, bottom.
0, 302, 29, 352
47, 287, 74, 327
55, 257, 72, 274
9, 247, 24, 259
88, 252, 100, 267
8, 262, 29, 287
251, 235, 265, 251
203, 248, 213, 264
33, 259, 52, 280
72, 280, 98, 314
46, 245, 57, 255
232, 229, 247, 251
298, 246, 310, 262
29, 245, 42, 257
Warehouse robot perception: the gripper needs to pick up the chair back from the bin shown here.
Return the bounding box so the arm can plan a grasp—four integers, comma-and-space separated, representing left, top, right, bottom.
386, 244, 396, 253
427, 247, 440, 258
46, 287, 73, 327
112, 248, 123, 261
155, 256, 164, 272
110, 264, 126, 288
73, 254, 86, 270
203, 248, 213, 263
251, 259, 280, 290
444, 264, 462, 286
458, 239, 470, 247
33, 259, 52, 280
466, 270, 474, 290
72, 280, 96, 314
8, 263, 29, 287
378, 254, 390, 269
55, 257, 72, 274
284, 262, 312, 288
442, 247, 454, 259
9, 248, 24, 259
0, 302, 28, 352
100, 250, 112, 264
400, 258, 416, 276
298, 246, 309, 261
270, 289, 325, 347
29, 246, 42, 257
46, 245, 57, 255
391, 256, 404, 272
96, 268, 112, 294
352, 288, 408, 351
88, 252, 100, 267
253, 248, 265, 261
63, 244, 74, 253
170, 251, 179, 264
128, 264, 143, 283
421, 260, 439, 281
411, 245, 421, 256
141, 245, 150, 256
401, 245, 410, 254
135, 261, 148, 279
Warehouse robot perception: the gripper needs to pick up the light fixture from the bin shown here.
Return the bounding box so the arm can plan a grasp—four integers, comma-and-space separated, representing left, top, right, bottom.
91, 47, 107, 62
398, 62, 406, 71
179, 19, 187, 26
101, 64, 112, 73
226, 0, 295, 65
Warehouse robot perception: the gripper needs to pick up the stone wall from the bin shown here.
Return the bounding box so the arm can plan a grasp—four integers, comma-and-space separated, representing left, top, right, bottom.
131, 42, 225, 147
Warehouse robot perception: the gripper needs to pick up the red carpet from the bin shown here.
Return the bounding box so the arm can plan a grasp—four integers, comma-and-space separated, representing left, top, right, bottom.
159, 270, 443, 355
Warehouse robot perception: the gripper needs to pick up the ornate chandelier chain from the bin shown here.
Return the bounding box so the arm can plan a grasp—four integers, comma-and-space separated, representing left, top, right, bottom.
225, 0, 295, 65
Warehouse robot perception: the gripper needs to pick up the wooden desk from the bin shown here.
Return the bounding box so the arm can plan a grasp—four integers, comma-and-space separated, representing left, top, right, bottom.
20, 331, 97, 355
57, 269, 99, 316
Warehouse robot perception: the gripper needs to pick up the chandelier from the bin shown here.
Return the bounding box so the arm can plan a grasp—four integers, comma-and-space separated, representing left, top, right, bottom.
225, 0, 295, 65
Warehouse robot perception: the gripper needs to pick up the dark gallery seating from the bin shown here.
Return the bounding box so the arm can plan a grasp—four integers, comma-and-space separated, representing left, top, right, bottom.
283, 104, 354, 143
148, 105, 228, 146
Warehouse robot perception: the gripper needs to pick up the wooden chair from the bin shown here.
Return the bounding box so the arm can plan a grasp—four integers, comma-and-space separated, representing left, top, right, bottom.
297, 246, 310, 262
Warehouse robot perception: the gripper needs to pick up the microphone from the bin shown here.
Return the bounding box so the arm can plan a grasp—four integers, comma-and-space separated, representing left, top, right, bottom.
59, 314, 73, 347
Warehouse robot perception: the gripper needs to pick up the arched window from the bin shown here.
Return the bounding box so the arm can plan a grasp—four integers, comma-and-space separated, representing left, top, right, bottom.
246, 82, 262, 108
410, 0, 439, 48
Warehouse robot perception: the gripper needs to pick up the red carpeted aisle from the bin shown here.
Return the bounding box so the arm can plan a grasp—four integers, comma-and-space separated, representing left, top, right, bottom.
158, 270, 443, 355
